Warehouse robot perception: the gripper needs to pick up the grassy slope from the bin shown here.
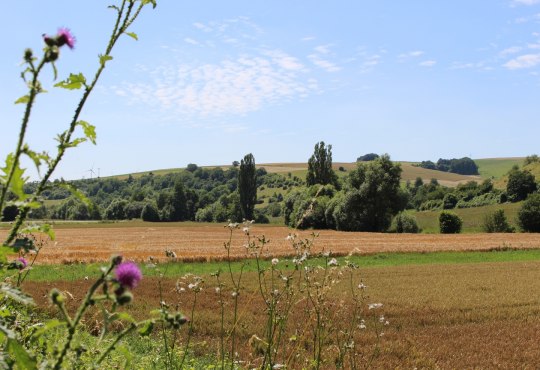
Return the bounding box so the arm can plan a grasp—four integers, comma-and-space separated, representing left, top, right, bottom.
411, 202, 522, 233
474, 157, 523, 179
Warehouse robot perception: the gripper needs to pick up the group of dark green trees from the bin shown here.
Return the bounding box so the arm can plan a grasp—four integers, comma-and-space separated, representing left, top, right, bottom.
284, 142, 407, 232
7, 143, 540, 233
417, 157, 479, 175
9, 156, 302, 224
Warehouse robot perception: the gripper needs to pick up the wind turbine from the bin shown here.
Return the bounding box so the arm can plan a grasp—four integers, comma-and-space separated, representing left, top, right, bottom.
87, 164, 97, 179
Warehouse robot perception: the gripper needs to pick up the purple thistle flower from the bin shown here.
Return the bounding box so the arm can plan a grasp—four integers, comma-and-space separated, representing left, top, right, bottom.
57, 27, 76, 49
17, 257, 28, 269
115, 262, 142, 289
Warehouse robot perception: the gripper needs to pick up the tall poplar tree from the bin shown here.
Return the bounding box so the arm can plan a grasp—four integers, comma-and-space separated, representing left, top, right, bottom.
306, 141, 338, 187
238, 153, 257, 220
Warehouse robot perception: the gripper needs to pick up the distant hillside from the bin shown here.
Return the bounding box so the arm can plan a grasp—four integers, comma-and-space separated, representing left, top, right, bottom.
474, 158, 524, 180
109, 157, 531, 188
494, 160, 540, 189
111, 161, 486, 188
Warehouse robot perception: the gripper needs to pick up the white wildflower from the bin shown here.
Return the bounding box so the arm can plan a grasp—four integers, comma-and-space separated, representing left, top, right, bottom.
328, 258, 338, 266
215, 287, 221, 294
358, 283, 367, 290
271, 258, 279, 266
358, 320, 366, 330
368, 303, 383, 310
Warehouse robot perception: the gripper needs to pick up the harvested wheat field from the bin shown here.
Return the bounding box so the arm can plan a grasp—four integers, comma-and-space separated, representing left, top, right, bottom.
26, 261, 540, 368
3, 223, 540, 264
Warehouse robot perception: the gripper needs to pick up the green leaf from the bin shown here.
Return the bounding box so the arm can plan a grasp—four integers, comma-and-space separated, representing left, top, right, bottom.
0, 153, 28, 201
65, 138, 87, 148
0, 324, 16, 340
57, 182, 92, 209
142, 0, 157, 8
54, 73, 87, 90
0, 246, 10, 264
14, 95, 30, 105
125, 32, 138, 41
31, 319, 66, 341
22, 146, 51, 175
21, 224, 55, 241
0, 351, 10, 370
138, 321, 154, 337
7, 338, 37, 370
99, 54, 113, 66
113, 312, 135, 323
77, 120, 97, 145
0, 284, 34, 306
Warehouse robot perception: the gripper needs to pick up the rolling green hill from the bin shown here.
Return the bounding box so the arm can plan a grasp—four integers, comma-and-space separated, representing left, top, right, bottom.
474, 157, 523, 180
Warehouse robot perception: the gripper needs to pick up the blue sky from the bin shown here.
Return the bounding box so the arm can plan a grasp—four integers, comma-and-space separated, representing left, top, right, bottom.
2, 0, 540, 180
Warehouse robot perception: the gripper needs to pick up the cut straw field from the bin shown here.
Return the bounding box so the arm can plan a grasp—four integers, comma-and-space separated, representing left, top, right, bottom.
4, 223, 540, 264
25, 260, 540, 368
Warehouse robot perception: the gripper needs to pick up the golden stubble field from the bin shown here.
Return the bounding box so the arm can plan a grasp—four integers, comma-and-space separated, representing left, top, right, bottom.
3, 223, 540, 264
26, 261, 540, 368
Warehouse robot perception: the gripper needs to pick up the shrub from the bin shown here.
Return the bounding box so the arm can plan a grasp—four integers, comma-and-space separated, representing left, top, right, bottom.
104, 199, 128, 220
456, 192, 501, 209
419, 199, 443, 211
483, 209, 514, 233
443, 193, 458, 209
507, 167, 537, 202
141, 203, 160, 222
391, 213, 420, 233
439, 211, 462, 234
518, 193, 540, 232
254, 210, 270, 224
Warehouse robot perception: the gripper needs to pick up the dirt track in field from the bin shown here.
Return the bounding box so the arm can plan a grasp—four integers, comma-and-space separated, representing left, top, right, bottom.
3, 224, 540, 264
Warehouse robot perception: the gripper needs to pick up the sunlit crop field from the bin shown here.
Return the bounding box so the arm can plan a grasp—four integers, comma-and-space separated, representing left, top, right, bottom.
25, 260, 540, 368
3, 223, 540, 264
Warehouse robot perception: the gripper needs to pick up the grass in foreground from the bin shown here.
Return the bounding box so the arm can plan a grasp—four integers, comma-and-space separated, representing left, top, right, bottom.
13, 248, 540, 283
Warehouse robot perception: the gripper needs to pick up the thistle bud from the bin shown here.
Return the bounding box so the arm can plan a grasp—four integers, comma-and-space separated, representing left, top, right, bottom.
24, 49, 33, 62
50, 288, 65, 304
116, 291, 133, 305
45, 46, 59, 62
111, 255, 123, 266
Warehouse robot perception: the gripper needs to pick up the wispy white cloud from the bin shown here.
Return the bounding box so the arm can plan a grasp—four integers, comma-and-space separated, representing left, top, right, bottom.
193, 22, 212, 32
262, 49, 305, 71
500, 46, 523, 56
115, 54, 318, 117
314, 44, 332, 54
450, 61, 486, 70
398, 50, 424, 61
308, 44, 342, 72
361, 54, 381, 71
503, 53, 540, 69
512, 0, 540, 5
184, 38, 200, 46
419, 60, 437, 67
308, 54, 341, 72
